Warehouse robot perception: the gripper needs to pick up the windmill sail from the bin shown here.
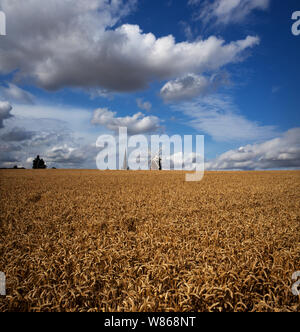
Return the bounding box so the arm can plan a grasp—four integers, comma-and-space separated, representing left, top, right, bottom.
122, 150, 128, 170
151, 149, 162, 170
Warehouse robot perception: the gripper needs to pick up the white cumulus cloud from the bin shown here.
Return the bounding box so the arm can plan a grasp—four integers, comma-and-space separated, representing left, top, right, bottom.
0, 101, 13, 128
207, 128, 300, 170
91, 108, 161, 135
0, 0, 259, 92
160, 73, 229, 102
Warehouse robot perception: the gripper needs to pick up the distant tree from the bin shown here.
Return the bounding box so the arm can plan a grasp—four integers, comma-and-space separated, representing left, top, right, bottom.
13, 165, 18, 169
32, 155, 47, 169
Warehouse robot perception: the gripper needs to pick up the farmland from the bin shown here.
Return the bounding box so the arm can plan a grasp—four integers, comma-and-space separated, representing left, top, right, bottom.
0, 170, 299, 312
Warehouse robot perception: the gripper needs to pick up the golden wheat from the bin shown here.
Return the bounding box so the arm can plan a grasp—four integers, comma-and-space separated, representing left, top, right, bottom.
0, 170, 299, 312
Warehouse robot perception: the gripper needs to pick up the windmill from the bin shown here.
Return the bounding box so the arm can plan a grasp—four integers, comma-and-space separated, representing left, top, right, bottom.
122, 149, 129, 170
150, 148, 162, 171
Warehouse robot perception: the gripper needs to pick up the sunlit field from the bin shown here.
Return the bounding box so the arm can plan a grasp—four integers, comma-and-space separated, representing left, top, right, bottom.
0, 170, 299, 312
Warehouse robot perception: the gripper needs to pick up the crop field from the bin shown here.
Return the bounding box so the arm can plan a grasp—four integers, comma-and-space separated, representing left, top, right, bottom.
0, 170, 299, 312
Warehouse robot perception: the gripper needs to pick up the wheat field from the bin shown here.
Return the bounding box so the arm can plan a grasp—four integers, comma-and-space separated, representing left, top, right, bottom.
0, 170, 299, 312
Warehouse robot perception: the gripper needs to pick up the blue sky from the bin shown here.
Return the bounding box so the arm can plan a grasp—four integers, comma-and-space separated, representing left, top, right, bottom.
0, 0, 299, 169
